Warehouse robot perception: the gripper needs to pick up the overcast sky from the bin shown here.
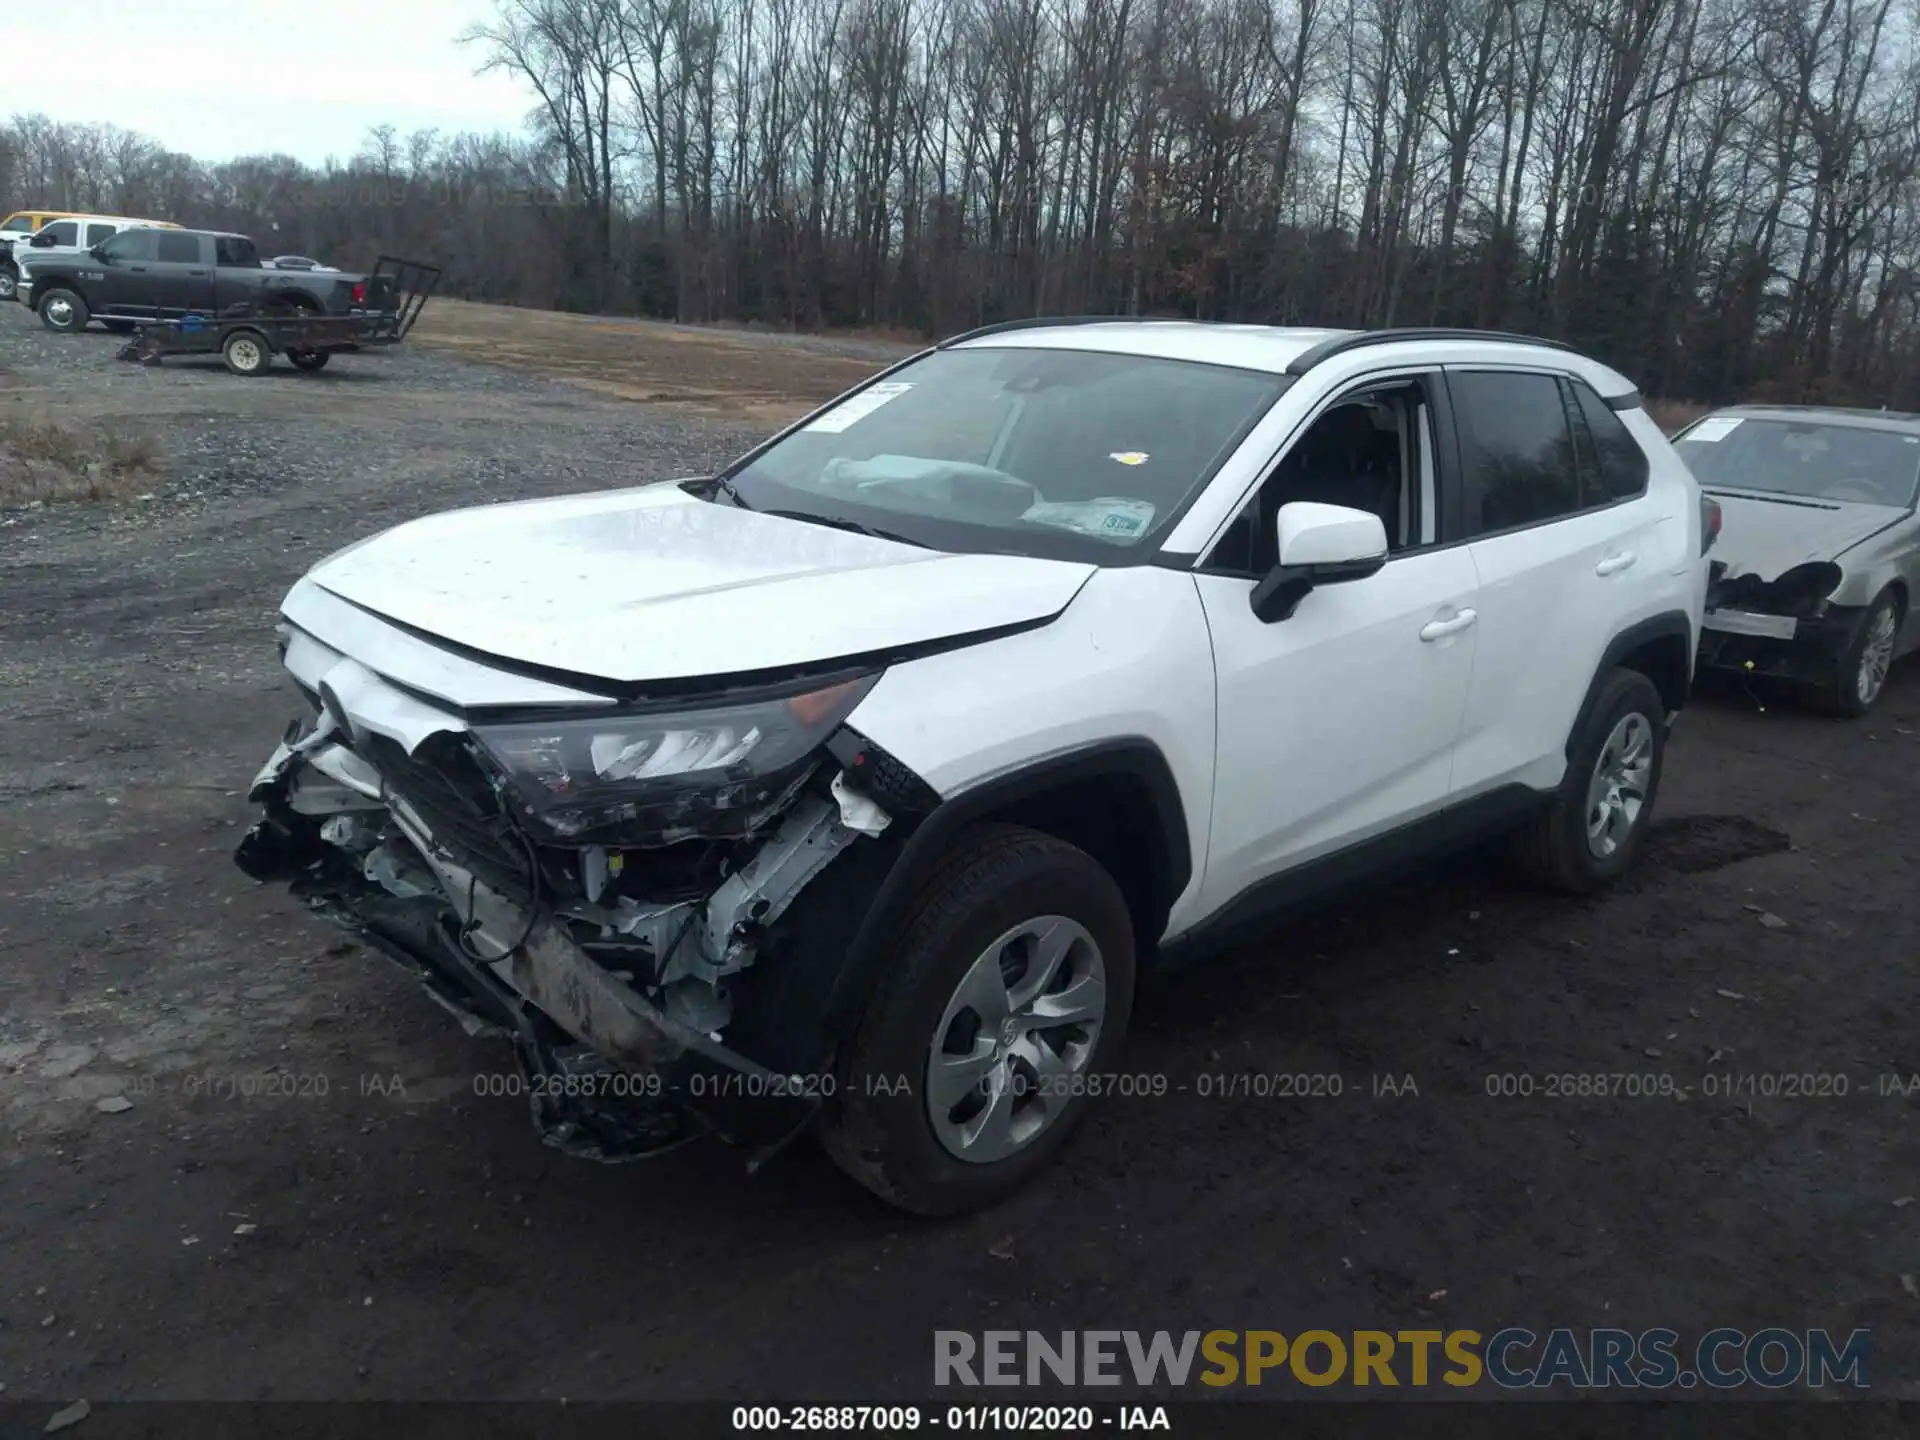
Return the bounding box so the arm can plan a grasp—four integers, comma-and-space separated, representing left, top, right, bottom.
1, 0, 537, 165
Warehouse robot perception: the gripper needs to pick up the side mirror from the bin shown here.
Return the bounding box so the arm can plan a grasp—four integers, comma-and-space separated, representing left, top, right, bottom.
1250, 502, 1389, 623
89, 243, 110, 262
28, 231, 55, 248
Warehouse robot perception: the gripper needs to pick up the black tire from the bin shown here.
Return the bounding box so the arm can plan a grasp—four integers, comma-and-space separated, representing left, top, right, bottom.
222, 329, 271, 377
1810, 589, 1902, 719
1512, 667, 1666, 893
0, 264, 16, 302
819, 823, 1136, 1216
102, 319, 136, 334
287, 348, 330, 372
37, 287, 88, 333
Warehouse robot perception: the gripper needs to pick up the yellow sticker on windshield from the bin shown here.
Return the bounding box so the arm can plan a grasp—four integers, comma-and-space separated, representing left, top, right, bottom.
1109, 451, 1150, 466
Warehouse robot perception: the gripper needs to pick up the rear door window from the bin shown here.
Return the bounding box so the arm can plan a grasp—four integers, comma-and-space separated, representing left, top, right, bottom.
156, 233, 201, 264
214, 235, 259, 266
84, 223, 116, 246
1448, 370, 1580, 537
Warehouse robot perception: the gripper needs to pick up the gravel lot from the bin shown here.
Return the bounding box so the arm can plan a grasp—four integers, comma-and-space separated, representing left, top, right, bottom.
2, 301, 1918, 1408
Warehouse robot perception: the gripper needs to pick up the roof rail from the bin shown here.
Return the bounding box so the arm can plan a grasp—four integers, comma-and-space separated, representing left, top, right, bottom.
936, 314, 1185, 348
1284, 327, 1576, 376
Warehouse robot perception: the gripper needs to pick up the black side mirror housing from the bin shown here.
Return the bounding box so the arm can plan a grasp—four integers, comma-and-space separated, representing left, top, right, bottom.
1250, 554, 1388, 623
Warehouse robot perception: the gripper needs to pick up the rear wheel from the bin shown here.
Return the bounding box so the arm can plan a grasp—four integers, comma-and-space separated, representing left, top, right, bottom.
287, 348, 330, 372
1513, 667, 1666, 892
819, 824, 1135, 1215
0, 264, 17, 302
1812, 589, 1901, 718
37, 288, 88, 332
223, 329, 271, 377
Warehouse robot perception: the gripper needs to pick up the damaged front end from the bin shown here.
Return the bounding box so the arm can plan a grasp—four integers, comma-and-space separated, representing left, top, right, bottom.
1701, 560, 1858, 683
235, 636, 927, 1166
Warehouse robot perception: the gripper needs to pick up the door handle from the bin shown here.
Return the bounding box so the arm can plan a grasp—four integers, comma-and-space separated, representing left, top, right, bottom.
1420, 608, 1478, 641
187, 269, 208, 276
129, 265, 148, 272
1596, 551, 1638, 576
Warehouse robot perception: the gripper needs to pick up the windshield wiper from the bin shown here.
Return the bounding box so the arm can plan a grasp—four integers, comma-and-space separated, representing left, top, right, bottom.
759, 508, 929, 548
708, 473, 752, 509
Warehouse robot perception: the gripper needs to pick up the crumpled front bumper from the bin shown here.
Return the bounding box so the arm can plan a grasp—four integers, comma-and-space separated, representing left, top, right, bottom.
235, 735, 825, 1163
1698, 606, 1862, 686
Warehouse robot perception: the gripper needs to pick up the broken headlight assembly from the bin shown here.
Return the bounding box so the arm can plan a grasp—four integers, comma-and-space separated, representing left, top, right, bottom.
469, 674, 880, 844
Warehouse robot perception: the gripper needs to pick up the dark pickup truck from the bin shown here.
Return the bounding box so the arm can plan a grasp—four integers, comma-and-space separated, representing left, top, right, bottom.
22, 227, 397, 334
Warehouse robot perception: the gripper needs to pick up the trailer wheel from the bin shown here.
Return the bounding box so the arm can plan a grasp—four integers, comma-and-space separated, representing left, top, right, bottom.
38, 288, 89, 333
287, 349, 330, 373
223, 329, 271, 377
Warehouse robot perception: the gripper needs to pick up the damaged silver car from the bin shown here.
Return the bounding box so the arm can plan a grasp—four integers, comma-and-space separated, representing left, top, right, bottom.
1677, 405, 1920, 716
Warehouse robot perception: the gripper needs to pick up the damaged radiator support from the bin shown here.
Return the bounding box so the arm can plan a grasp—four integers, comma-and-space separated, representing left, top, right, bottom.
583, 779, 886, 1033
326, 751, 893, 1044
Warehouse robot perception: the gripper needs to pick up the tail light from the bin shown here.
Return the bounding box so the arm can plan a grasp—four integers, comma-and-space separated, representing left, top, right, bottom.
1700, 494, 1722, 554
349, 281, 366, 305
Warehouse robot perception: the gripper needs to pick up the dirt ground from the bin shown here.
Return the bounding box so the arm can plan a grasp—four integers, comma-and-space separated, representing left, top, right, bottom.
1, 302, 1918, 1409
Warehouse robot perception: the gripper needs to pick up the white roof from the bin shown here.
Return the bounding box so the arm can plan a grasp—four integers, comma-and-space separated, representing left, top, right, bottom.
951, 321, 1351, 374
950, 319, 1637, 397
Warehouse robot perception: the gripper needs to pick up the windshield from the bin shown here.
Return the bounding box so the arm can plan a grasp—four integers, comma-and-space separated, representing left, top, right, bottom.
720, 346, 1290, 561
1675, 415, 1920, 508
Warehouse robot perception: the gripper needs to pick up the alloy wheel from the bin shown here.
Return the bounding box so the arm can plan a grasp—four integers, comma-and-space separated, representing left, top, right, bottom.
1585, 712, 1653, 859
1857, 604, 1898, 706
926, 916, 1108, 1164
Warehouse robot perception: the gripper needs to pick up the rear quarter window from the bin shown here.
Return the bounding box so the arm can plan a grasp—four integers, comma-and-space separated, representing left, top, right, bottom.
1567, 378, 1650, 502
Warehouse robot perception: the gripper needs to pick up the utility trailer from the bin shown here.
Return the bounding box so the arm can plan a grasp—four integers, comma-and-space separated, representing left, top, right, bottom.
116, 256, 441, 376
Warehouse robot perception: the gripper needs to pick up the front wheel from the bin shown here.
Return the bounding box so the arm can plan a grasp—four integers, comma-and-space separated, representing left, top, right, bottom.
0, 264, 17, 302
1813, 590, 1902, 718
38, 288, 88, 332
819, 824, 1136, 1215
1512, 667, 1666, 892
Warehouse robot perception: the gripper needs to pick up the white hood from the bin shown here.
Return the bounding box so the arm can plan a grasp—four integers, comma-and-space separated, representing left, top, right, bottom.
301, 482, 1096, 684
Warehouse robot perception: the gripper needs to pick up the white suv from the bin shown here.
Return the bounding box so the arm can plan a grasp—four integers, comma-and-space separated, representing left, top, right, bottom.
234, 321, 1710, 1213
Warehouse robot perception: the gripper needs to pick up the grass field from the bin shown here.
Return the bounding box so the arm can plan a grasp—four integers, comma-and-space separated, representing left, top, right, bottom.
410, 300, 908, 423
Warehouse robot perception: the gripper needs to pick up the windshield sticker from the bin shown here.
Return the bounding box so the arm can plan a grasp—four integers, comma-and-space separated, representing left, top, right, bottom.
803, 382, 914, 434
1684, 416, 1744, 443
1109, 451, 1150, 466
1023, 497, 1157, 542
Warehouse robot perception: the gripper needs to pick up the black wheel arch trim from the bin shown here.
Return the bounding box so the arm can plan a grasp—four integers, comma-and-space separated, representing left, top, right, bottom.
817, 737, 1193, 1034
1568, 610, 1696, 760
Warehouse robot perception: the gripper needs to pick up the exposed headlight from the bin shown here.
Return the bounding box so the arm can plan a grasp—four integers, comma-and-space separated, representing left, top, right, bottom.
470, 674, 878, 842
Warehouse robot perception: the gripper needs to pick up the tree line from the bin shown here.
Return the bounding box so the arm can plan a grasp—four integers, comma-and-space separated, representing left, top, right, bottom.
4, 0, 1920, 406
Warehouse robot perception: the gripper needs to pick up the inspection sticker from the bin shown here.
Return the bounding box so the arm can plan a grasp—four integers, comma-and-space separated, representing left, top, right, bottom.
804, 382, 914, 433
1684, 416, 1744, 443
1109, 451, 1151, 466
